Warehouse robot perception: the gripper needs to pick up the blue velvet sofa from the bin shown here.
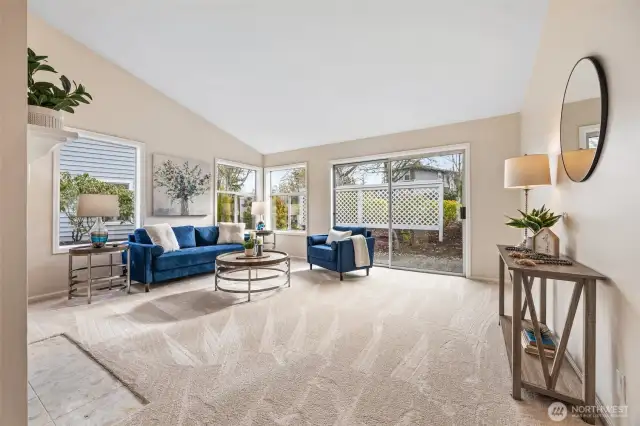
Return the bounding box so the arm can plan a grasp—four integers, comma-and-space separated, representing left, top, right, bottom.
307, 226, 375, 281
127, 225, 244, 290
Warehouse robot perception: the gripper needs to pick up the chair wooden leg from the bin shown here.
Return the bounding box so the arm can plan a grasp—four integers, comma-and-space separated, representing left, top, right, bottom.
366, 268, 369, 276
310, 264, 313, 270
340, 273, 343, 281
145, 284, 150, 293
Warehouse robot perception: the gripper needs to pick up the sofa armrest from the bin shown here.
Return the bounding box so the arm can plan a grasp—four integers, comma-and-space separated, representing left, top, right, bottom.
307, 234, 328, 246
126, 242, 164, 284
334, 237, 375, 272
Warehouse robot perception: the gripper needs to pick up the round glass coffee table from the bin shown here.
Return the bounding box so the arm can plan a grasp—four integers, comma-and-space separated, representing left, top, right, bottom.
214, 250, 290, 301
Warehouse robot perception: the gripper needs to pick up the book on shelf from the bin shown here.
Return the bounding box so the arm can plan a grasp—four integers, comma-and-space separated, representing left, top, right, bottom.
522, 328, 555, 350
521, 332, 556, 359
522, 319, 551, 336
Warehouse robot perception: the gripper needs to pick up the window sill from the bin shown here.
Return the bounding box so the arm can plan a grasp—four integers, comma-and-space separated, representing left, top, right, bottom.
273, 230, 308, 236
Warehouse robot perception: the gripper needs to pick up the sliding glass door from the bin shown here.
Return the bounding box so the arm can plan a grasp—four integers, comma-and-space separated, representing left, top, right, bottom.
332, 149, 466, 275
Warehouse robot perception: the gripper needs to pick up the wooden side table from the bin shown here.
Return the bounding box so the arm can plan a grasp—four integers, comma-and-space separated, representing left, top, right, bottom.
497, 245, 606, 424
68, 243, 131, 304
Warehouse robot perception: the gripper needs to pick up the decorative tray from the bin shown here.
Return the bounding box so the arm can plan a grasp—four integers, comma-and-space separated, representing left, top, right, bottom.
236, 254, 271, 260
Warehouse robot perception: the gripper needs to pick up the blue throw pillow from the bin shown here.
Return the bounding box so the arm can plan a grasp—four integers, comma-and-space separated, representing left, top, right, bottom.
133, 228, 153, 245
172, 225, 196, 248
195, 226, 219, 246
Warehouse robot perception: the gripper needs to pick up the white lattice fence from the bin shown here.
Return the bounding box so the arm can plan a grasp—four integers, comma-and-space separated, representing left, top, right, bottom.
299, 195, 306, 227
335, 182, 444, 241
335, 190, 358, 224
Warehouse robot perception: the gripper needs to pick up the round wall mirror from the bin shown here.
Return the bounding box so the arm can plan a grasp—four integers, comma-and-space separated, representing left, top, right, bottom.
560, 56, 608, 182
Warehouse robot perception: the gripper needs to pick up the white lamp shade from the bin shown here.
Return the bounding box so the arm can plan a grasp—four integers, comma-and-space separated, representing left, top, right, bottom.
77, 194, 119, 217
562, 149, 595, 180
251, 201, 265, 215
504, 154, 551, 189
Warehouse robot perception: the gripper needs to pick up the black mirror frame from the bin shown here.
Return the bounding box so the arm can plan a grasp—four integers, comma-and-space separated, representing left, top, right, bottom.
560, 56, 609, 182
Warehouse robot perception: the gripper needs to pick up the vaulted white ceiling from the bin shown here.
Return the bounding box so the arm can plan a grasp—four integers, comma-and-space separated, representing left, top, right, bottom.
29, 0, 548, 154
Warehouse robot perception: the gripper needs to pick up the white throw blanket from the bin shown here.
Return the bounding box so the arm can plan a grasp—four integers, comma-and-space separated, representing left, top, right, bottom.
350, 234, 370, 268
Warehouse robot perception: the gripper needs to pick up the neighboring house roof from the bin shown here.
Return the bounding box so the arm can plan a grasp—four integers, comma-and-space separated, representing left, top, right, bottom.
397, 164, 456, 175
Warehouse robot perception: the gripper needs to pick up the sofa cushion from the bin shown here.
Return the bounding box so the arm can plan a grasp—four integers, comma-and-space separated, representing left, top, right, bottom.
134, 228, 153, 245
218, 222, 246, 244
195, 226, 219, 246
144, 224, 181, 253
326, 229, 352, 244
333, 226, 367, 237
154, 244, 243, 271
172, 225, 196, 248
308, 244, 336, 262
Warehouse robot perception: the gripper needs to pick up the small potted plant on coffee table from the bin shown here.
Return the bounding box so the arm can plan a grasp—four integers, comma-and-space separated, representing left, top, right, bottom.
243, 239, 256, 257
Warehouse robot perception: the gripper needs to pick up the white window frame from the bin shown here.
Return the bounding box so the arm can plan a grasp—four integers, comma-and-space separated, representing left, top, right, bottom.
52, 128, 145, 254
579, 124, 600, 149
329, 143, 471, 278
264, 162, 308, 235
214, 158, 262, 226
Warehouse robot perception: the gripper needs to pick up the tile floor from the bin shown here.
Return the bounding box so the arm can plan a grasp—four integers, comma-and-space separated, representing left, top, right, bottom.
28, 335, 144, 425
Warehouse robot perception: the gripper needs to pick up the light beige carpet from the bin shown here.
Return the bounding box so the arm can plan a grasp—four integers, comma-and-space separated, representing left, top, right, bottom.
34, 267, 587, 425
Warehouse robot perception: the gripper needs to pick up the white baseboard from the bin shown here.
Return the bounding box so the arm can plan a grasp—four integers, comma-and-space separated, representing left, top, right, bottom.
28, 289, 68, 304
561, 346, 614, 426
469, 275, 499, 283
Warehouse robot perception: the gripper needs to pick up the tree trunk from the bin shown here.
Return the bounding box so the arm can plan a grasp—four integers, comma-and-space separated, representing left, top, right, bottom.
180, 198, 190, 215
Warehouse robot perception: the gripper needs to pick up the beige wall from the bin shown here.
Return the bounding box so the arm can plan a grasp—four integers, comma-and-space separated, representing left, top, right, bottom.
0, 1, 28, 423
265, 114, 522, 279
521, 0, 639, 423
27, 14, 263, 298
560, 98, 601, 151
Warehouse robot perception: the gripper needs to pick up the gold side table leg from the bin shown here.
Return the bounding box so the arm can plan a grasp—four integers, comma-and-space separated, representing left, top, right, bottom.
87, 253, 92, 304
109, 253, 113, 289
68, 253, 73, 300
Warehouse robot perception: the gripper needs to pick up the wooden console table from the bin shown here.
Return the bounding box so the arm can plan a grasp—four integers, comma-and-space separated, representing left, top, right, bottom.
497, 245, 605, 424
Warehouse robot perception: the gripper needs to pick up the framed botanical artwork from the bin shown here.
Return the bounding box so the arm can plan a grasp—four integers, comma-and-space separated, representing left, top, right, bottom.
152, 154, 212, 216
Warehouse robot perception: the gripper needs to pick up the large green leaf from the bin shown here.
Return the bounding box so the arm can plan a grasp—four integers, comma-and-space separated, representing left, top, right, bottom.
35, 64, 56, 74
60, 75, 71, 93
32, 81, 56, 91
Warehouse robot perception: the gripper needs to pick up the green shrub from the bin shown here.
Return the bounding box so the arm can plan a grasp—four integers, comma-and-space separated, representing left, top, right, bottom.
59, 172, 133, 243
443, 188, 458, 201
443, 200, 459, 226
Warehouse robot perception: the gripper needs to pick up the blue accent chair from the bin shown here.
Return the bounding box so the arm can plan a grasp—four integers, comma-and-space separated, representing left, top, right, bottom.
126, 225, 245, 291
307, 226, 375, 281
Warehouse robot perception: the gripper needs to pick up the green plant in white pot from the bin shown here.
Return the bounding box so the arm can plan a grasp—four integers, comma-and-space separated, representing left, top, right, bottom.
505, 205, 561, 248
243, 239, 256, 257
27, 48, 92, 129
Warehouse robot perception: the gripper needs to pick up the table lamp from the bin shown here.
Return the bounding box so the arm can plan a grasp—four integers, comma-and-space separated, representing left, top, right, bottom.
251, 201, 266, 230
504, 154, 551, 239
77, 194, 119, 248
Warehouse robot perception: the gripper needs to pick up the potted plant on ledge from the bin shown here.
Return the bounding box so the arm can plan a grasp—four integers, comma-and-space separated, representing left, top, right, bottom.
27, 48, 92, 129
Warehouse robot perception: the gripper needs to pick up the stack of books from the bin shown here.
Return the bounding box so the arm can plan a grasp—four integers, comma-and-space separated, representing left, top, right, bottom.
521, 320, 556, 359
